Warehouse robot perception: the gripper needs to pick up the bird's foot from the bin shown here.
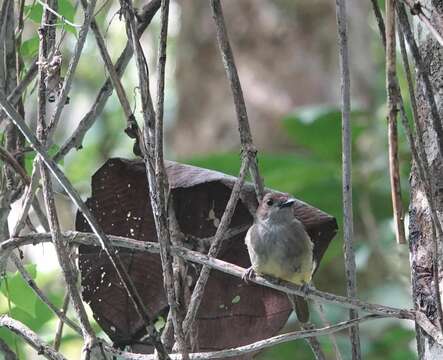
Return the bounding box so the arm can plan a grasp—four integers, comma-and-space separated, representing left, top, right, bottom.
242, 267, 256, 284
300, 283, 311, 296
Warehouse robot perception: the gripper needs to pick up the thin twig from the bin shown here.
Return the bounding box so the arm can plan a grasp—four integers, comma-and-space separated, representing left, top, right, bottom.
182, 156, 251, 338
37, 9, 96, 355
335, 0, 361, 357
153, 0, 188, 357
106, 315, 385, 360
386, 0, 406, 244
53, 292, 70, 351
0, 146, 29, 184
301, 323, 326, 360
45, 0, 97, 138
36, 0, 82, 28
0, 315, 67, 360
54, 0, 161, 161
10, 253, 82, 335
0, 232, 415, 320
0, 88, 167, 359
209, 0, 264, 201
314, 301, 343, 360
79, 0, 134, 123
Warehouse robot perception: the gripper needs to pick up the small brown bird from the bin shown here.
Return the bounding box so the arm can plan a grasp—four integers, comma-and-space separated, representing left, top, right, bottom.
244, 192, 315, 322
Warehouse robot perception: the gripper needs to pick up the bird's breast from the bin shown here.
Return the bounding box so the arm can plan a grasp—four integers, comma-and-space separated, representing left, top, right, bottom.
245, 222, 314, 285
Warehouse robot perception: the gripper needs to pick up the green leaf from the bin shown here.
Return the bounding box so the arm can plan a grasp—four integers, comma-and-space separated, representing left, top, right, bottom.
0, 264, 38, 317
24, 144, 62, 175
24, 3, 43, 23
20, 36, 39, 59
282, 105, 366, 162
24, 1, 77, 34
58, 0, 77, 35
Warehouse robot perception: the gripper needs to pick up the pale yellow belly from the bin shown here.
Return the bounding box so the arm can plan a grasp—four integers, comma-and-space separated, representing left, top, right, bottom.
256, 257, 313, 285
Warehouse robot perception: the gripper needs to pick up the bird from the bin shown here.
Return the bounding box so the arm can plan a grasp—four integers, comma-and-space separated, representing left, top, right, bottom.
243, 192, 315, 322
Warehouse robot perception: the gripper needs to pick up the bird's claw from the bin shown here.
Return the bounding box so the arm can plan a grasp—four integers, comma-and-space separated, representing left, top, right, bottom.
242, 267, 256, 284
300, 283, 311, 296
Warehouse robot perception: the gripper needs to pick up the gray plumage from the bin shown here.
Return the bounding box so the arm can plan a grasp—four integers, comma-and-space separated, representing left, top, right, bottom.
244, 192, 315, 322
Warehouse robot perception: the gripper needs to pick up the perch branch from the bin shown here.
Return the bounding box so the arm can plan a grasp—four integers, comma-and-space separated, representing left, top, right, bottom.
386, 0, 406, 244
1, 232, 415, 320
209, 0, 264, 200
0, 91, 168, 359
335, 0, 361, 357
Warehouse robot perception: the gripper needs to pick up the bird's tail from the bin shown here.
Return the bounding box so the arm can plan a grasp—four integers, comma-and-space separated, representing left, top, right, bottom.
288, 294, 309, 323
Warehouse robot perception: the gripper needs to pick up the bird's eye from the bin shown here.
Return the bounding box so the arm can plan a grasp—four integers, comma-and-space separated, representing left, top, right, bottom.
266, 199, 274, 206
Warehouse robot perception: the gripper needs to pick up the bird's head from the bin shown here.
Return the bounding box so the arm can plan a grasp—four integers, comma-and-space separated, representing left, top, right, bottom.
256, 192, 296, 224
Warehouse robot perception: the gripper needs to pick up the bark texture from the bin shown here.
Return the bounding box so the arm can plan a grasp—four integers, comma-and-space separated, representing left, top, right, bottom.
409, 2, 443, 358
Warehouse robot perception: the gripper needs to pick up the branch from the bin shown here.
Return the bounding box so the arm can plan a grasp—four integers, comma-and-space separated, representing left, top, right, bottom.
1, 232, 415, 320
54, 0, 161, 161
79, 0, 134, 124
36, 0, 82, 28
0, 315, 66, 360
106, 315, 383, 360
0, 146, 30, 184
37, 4, 96, 354
386, 0, 406, 244
182, 156, 251, 337
153, 0, 188, 357
0, 91, 166, 359
10, 253, 82, 335
53, 292, 70, 350
209, 0, 264, 200
117, 1, 172, 358
335, 0, 361, 357
45, 0, 97, 138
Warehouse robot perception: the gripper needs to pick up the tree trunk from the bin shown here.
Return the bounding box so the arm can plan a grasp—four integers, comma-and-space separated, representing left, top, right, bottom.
409, 2, 443, 358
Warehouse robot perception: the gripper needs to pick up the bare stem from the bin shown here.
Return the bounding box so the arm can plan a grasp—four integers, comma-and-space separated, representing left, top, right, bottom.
335, 0, 361, 357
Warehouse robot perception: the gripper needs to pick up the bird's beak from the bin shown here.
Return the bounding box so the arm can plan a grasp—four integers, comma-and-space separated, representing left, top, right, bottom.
279, 198, 295, 208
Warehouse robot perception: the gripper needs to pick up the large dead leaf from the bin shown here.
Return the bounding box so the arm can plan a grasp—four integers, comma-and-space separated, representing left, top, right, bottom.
76, 158, 337, 353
